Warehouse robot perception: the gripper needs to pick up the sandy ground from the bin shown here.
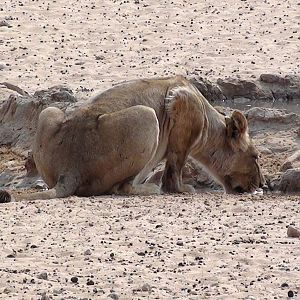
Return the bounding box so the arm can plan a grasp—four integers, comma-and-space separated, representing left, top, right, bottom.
1, 0, 299, 97
0, 194, 299, 300
1, 0, 300, 299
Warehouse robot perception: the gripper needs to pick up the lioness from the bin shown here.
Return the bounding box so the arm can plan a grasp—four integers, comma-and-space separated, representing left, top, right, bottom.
5, 75, 265, 201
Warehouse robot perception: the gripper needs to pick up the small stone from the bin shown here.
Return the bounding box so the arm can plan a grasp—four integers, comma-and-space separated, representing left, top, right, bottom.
40, 292, 50, 300
176, 240, 184, 246
0, 20, 11, 27
87, 279, 94, 285
71, 276, 78, 283
108, 293, 119, 300
84, 249, 92, 255
37, 272, 48, 280
281, 283, 289, 288
287, 226, 300, 238
0, 63, 6, 70
3, 287, 12, 294
288, 290, 294, 298
141, 283, 151, 292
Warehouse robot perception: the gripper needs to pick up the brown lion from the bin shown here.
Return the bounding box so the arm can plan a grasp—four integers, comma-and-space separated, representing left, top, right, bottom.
7, 75, 265, 201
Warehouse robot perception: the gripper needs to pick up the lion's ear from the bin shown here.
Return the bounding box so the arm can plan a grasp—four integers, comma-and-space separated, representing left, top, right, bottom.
226, 110, 249, 151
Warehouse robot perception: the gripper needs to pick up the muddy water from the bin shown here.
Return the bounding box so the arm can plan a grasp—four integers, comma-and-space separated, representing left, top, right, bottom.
215, 99, 300, 114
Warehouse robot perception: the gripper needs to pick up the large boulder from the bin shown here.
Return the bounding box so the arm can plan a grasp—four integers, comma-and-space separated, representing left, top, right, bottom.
216, 78, 269, 100
0, 86, 77, 150
278, 168, 300, 193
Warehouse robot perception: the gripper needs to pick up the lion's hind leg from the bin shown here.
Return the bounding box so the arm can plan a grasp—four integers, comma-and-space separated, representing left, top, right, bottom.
12, 174, 78, 201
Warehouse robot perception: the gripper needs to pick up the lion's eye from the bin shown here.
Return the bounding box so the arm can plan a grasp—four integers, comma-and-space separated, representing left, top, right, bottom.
253, 154, 259, 160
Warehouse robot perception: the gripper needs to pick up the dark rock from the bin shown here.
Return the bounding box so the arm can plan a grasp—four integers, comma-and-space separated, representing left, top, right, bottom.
71, 276, 78, 283
87, 279, 94, 285
176, 240, 184, 246
287, 226, 300, 238
108, 293, 119, 300
40, 293, 50, 300
279, 168, 300, 193
0, 190, 11, 203
288, 290, 294, 298
0, 20, 11, 27
141, 283, 151, 292
37, 272, 48, 280
190, 76, 225, 102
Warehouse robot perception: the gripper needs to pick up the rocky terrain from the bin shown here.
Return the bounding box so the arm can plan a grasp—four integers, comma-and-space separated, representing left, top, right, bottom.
1, 0, 300, 299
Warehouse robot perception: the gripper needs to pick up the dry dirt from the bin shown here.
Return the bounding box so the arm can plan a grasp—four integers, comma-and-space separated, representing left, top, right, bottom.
0, 194, 299, 300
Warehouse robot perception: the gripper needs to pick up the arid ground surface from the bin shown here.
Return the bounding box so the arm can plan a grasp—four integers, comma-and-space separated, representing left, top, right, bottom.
1, 0, 300, 299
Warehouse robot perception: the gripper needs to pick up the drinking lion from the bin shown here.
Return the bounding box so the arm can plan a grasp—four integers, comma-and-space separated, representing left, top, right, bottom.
4, 75, 265, 201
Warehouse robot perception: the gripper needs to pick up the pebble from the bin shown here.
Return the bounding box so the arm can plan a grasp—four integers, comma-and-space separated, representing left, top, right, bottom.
0, 63, 6, 71
176, 240, 184, 246
108, 293, 119, 300
287, 226, 300, 238
37, 272, 48, 280
71, 276, 78, 283
288, 290, 294, 298
84, 249, 92, 255
40, 292, 50, 300
141, 283, 151, 292
0, 20, 11, 27
87, 279, 94, 285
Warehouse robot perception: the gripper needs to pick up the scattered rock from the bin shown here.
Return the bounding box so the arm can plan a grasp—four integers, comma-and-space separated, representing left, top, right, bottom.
87, 279, 94, 285
141, 283, 152, 292
37, 272, 48, 280
288, 290, 294, 298
70, 276, 78, 283
287, 226, 300, 238
40, 292, 50, 300
84, 249, 92, 256
108, 293, 119, 300
0, 63, 6, 70
176, 240, 184, 246
3, 287, 13, 294
0, 20, 11, 27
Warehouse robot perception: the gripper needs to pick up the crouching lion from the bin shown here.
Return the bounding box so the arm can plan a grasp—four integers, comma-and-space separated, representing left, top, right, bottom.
4, 75, 265, 201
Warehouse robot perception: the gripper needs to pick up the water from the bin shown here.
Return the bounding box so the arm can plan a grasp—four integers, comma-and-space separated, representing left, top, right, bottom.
214, 99, 300, 114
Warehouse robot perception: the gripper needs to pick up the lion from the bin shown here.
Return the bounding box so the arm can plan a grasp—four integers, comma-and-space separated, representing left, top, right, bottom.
3, 75, 265, 201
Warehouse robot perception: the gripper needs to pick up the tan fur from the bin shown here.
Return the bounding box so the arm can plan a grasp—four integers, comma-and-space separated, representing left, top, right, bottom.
15, 75, 264, 201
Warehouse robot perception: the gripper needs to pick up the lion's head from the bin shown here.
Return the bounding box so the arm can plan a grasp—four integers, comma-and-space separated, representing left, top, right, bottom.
192, 109, 265, 194
221, 110, 265, 193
